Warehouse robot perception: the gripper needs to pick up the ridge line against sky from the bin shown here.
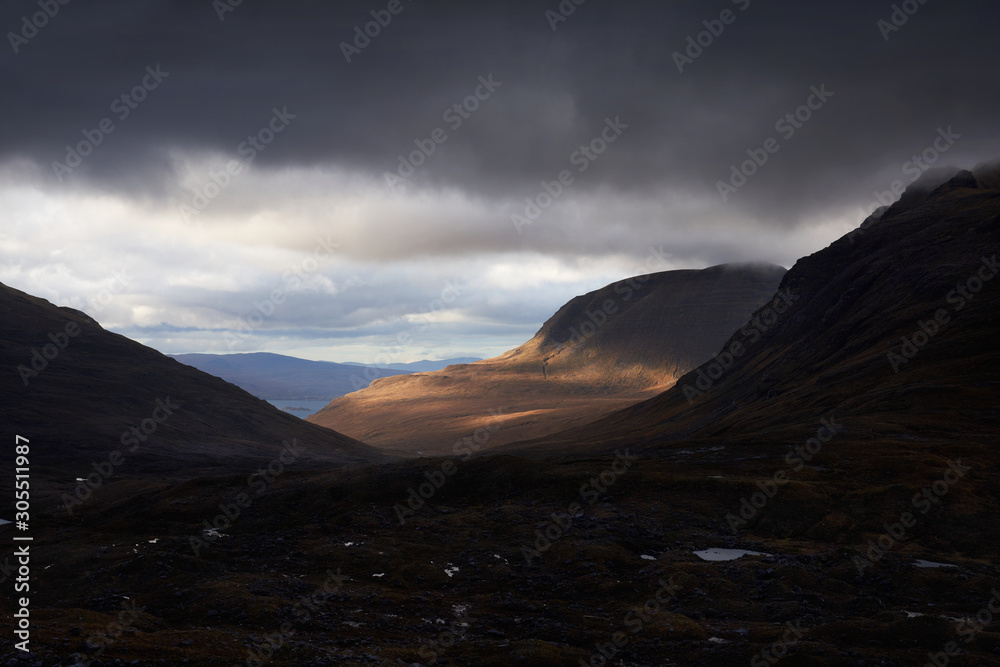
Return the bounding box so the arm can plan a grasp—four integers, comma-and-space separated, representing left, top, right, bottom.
1, 0, 997, 362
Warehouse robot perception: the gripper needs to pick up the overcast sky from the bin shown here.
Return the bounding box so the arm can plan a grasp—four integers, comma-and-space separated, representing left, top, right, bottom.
1, 0, 997, 363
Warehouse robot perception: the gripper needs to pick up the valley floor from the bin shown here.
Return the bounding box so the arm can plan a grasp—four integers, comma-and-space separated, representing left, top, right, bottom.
3, 438, 1000, 666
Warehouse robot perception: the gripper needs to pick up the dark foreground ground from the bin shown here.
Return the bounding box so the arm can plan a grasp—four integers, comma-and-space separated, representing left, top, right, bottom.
2, 435, 1000, 666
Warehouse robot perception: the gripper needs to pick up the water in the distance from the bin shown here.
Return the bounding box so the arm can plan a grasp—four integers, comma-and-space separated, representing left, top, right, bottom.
265, 399, 331, 419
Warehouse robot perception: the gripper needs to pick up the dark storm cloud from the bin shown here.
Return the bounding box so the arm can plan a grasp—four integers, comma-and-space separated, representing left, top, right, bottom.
4, 0, 994, 361
2, 0, 998, 221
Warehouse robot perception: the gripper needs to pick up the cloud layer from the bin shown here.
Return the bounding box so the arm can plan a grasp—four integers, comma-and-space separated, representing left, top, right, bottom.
1, 0, 996, 361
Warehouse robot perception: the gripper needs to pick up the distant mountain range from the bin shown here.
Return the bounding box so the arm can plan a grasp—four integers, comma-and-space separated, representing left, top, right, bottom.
309, 263, 786, 455
170, 353, 480, 400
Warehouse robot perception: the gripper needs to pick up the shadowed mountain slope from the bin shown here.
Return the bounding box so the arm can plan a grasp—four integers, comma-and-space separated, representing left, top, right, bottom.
309, 264, 786, 455
0, 284, 386, 500
503, 168, 1000, 460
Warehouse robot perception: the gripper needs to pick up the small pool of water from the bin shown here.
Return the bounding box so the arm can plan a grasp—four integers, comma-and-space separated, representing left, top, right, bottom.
914, 559, 957, 568
694, 548, 770, 562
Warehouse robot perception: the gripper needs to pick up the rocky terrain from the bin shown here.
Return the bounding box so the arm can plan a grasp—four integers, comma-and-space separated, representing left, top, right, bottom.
1, 448, 999, 666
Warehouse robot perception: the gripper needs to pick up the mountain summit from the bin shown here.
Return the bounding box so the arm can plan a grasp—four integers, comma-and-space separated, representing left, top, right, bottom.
504, 167, 1000, 460
309, 263, 786, 455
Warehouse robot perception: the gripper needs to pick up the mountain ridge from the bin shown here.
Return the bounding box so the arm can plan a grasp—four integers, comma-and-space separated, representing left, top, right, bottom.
499, 167, 1000, 460
0, 283, 387, 501
309, 262, 787, 455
